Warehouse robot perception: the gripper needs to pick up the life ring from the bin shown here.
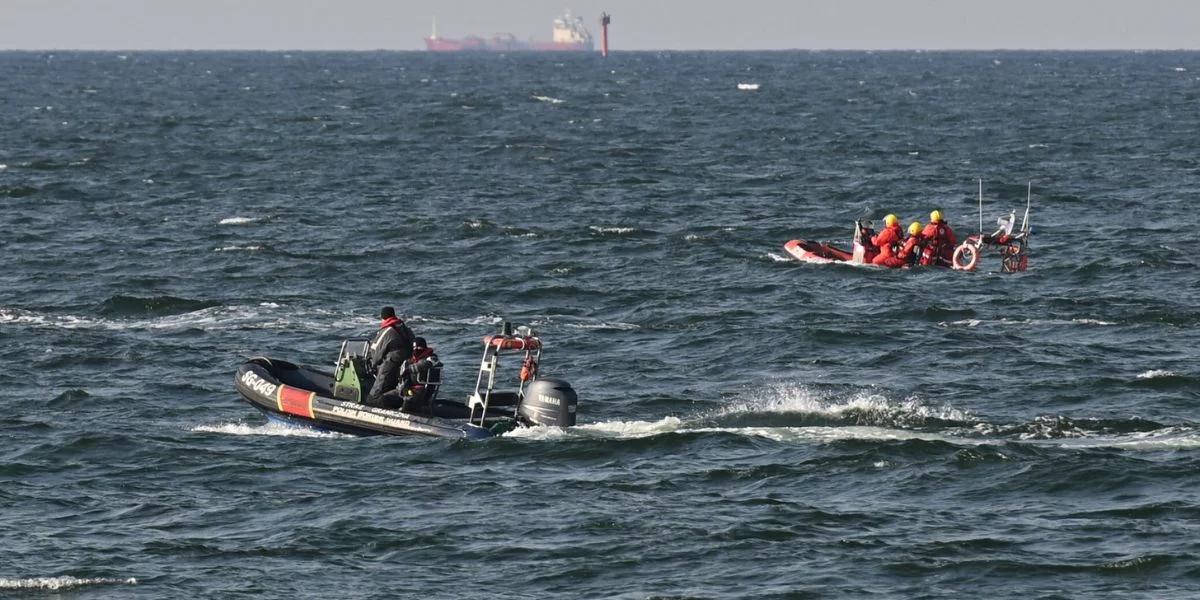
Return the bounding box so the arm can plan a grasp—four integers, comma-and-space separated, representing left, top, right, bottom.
952, 242, 979, 271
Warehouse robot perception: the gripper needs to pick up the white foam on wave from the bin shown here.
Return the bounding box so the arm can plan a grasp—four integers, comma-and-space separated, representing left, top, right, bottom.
1051, 426, 1200, 451
507, 404, 1197, 453
719, 382, 973, 424
765, 252, 794, 263
690, 425, 969, 444
503, 417, 686, 440
1137, 369, 1177, 379
530, 316, 640, 331
507, 417, 1200, 452
943, 317, 1116, 328
505, 418, 981, 447
0, 304, 312, 332
218, 216, 257, 225
1072, 318, 1117, 326
532, 95, 565, 104
589, 225, 637, 235
191, 422, 342, 438
0, 576, 137, 591
214, 245, 264, 252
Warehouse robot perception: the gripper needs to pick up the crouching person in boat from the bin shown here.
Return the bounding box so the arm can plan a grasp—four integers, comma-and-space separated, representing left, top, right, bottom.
870, 214, 904, 267
364, 306, 415, 408
397, 337, 442, 415
897, 221, 924, 266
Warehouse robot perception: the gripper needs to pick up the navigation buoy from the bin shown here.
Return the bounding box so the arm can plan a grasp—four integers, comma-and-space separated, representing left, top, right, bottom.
600, 12, 611, 57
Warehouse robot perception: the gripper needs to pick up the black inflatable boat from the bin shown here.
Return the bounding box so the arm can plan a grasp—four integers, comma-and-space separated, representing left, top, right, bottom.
234, 324, 578, 440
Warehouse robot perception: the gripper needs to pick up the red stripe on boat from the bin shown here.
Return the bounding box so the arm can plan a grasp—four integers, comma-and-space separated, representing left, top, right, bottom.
277, 385, 315, 418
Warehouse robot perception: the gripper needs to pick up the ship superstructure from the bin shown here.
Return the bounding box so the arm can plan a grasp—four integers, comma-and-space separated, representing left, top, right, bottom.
424, 11, 594, 52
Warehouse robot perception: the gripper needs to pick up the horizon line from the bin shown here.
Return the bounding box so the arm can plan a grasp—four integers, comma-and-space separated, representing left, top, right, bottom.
4, 47, 1200, 53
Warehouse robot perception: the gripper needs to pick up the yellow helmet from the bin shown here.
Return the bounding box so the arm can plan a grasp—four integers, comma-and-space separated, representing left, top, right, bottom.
884, 214, 899, 227
909, 221, 922, 236
930, 210, 943, 223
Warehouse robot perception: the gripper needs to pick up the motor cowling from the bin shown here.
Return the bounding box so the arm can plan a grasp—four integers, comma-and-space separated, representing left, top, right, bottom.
518, 378, 578, 427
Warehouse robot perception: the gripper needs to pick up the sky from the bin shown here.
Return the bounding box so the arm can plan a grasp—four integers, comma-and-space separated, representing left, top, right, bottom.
2, 0, 1199, 51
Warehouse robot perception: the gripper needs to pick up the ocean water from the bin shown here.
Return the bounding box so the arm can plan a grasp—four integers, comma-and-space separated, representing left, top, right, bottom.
2, 50, 1199, 598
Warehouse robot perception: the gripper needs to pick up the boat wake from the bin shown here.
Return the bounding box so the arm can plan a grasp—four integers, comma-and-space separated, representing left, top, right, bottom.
505, 383, 1200, 451
191, 422, 344, 438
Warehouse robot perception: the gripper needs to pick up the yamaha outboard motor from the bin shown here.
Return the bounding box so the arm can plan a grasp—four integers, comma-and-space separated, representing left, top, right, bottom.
518, 378, 578, 427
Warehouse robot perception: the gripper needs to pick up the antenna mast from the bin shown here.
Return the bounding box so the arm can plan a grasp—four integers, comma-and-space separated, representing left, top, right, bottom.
1021, 182, 1032, 233
977, 178, 984, 234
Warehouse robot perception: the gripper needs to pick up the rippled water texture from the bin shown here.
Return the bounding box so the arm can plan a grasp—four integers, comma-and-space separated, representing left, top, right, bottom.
2, 51, 1199, 598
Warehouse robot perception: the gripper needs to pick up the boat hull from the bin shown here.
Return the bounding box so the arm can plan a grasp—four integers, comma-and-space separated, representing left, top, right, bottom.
783, 239, 859, 264
234, 358, 497, 440
423, 37, 592, 52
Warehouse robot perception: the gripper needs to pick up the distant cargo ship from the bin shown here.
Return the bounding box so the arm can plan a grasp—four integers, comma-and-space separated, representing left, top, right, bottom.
424, 11, 594, 52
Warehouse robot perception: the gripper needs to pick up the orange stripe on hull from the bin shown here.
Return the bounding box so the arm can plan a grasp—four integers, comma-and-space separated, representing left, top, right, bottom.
276, 385, 315, 419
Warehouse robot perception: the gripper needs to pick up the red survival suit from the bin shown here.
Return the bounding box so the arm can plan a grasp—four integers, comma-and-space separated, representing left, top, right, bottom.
919, 221, 957, 267
895, 233, 923, 266
870, 223, 904, 267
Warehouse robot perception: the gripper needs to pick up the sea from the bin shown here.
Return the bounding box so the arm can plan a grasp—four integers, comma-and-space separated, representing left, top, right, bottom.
1, 50, 1198, 599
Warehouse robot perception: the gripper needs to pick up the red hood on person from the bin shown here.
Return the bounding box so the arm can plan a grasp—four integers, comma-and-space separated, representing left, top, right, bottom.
380, 316, 401, 329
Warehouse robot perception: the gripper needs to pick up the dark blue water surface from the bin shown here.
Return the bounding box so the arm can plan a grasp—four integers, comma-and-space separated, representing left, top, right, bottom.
2, 51, 1199, 598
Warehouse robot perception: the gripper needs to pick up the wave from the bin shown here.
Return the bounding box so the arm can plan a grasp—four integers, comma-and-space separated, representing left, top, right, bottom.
942, 317, 1117, 328
1137, 369, 1177, 379
218, 216, 258, 225
0, 303, 320, 332
713, 383, 975, 428
191, 422, 343, 438
0, 576, 137, 591
588, 225, 638, 235
95, 294, 220, 318
532, 95, 565, 104
214, 245, 265, 252
529, 315, 640, 331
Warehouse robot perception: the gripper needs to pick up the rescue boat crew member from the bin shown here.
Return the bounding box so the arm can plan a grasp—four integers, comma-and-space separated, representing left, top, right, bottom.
399, 337, 441, 415
897, 221, 924, 266
870, 214, 904, 267
920, 210, 958, 267
365, 306, 415, 407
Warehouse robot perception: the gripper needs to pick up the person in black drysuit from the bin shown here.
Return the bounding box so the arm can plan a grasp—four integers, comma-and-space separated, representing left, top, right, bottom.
397, 337, 442, 415
364, 306, 414, 408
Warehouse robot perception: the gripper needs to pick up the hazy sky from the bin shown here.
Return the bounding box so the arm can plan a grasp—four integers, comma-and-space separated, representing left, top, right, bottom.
3, 0, 1199, 51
